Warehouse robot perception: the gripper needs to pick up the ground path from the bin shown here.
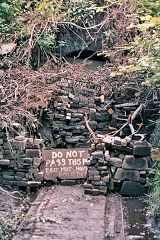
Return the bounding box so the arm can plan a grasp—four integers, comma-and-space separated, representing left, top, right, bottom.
13, 185, 107, 240
13, 185, 159, 240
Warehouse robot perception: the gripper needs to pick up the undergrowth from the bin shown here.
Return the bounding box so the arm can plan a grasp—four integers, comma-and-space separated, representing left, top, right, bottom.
147, 158, 160, 224
147, 119, 160, 225
0, 189, 30, 240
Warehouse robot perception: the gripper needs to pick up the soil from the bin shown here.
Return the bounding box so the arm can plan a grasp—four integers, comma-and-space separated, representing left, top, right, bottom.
0, 188, 37, 240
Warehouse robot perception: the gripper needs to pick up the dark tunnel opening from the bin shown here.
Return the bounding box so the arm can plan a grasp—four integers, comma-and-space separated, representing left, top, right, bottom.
66, 50, 110, 63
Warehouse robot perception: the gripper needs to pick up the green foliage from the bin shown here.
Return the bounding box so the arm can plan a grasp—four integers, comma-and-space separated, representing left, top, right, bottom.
0, 0, 96, 59
0, 0, 28, 33
67, 0, 96, 23
106, 0, 160, 85
147, 119, 160, 223
147, 158, 160, 222
128, 0, 160, 86
0, 209, 25, 240
34, 0, 65, 20
0, 1, 15, 33
38, 32, 56, 51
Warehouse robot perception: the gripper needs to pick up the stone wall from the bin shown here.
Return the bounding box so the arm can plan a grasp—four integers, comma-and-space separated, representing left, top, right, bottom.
0, 127, 44, 190
0, 85, 159, 194
84, 136, 151, 196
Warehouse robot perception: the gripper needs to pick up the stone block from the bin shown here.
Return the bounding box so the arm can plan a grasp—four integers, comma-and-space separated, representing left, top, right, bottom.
3, 180, 13, 186
111, 144, 133, 153
10, 160, 17, 168
75, 125, 85, 130
99, 189, 107, 195
3, 142, 10, 150
65, 136, 85, 144
29, 168, 39, 175
84, 183, 92, 189
34, 139, 44, 146
94, 175, 101, 181
26, 149, 41, 158
23, 163, 32, 169
54, 114, 65, 120
121, 139, 128, 147
71, 118, 82, 123
122, 155, 148, 170
104, 151, 110, 161
98, 166, 108, 171
88, 170, 99, 176
34, 172, 44, 181
2, 170, 14, 176
92, 151, 104, 159
12, 139, 27, 151
140, 178, 146, 184
101, 171, 109, 176
3, 175, 15, 180
114, 168, 140, 181
99, 185, 107, 190
22, 158, 33, 164
119, 154, 125, 160
89, 109, 96, 120
84, 189, 92, 195
0, 139, 3, 145
52, 127, 60, 133
70, 102, 79, 108
133, 141, 151, 156
0, 159, 10, 166
72, 113, 83, 118
78, 109, 89, 114
88, 121, 97, 130
61, 180, 76, 186
15, 176, 22, 181
124, 136, 132, 143
95, 112, 109, 122
102, 176, 110, 183
66, 115, 71, 120
97, 122, 107, 130
88, 175, 94, 181
96, 143, 105, 150
140, 171, 146, 178
27, 181, 41, 187
4, 150, 14, 159
16, 172, 26, 177
113, 137, 121, 145
14, 181, 27, 187
108, 157, 122, 167
103, 136, 112, 147
15, 135, 25, 141
120, 181, 145, 196
93, 181, 105, 186
92, 189, 99, 196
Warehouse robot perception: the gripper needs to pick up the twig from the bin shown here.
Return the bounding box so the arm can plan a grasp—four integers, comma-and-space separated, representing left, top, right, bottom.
0, 186, 24, 200
84, 114, 96, 140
